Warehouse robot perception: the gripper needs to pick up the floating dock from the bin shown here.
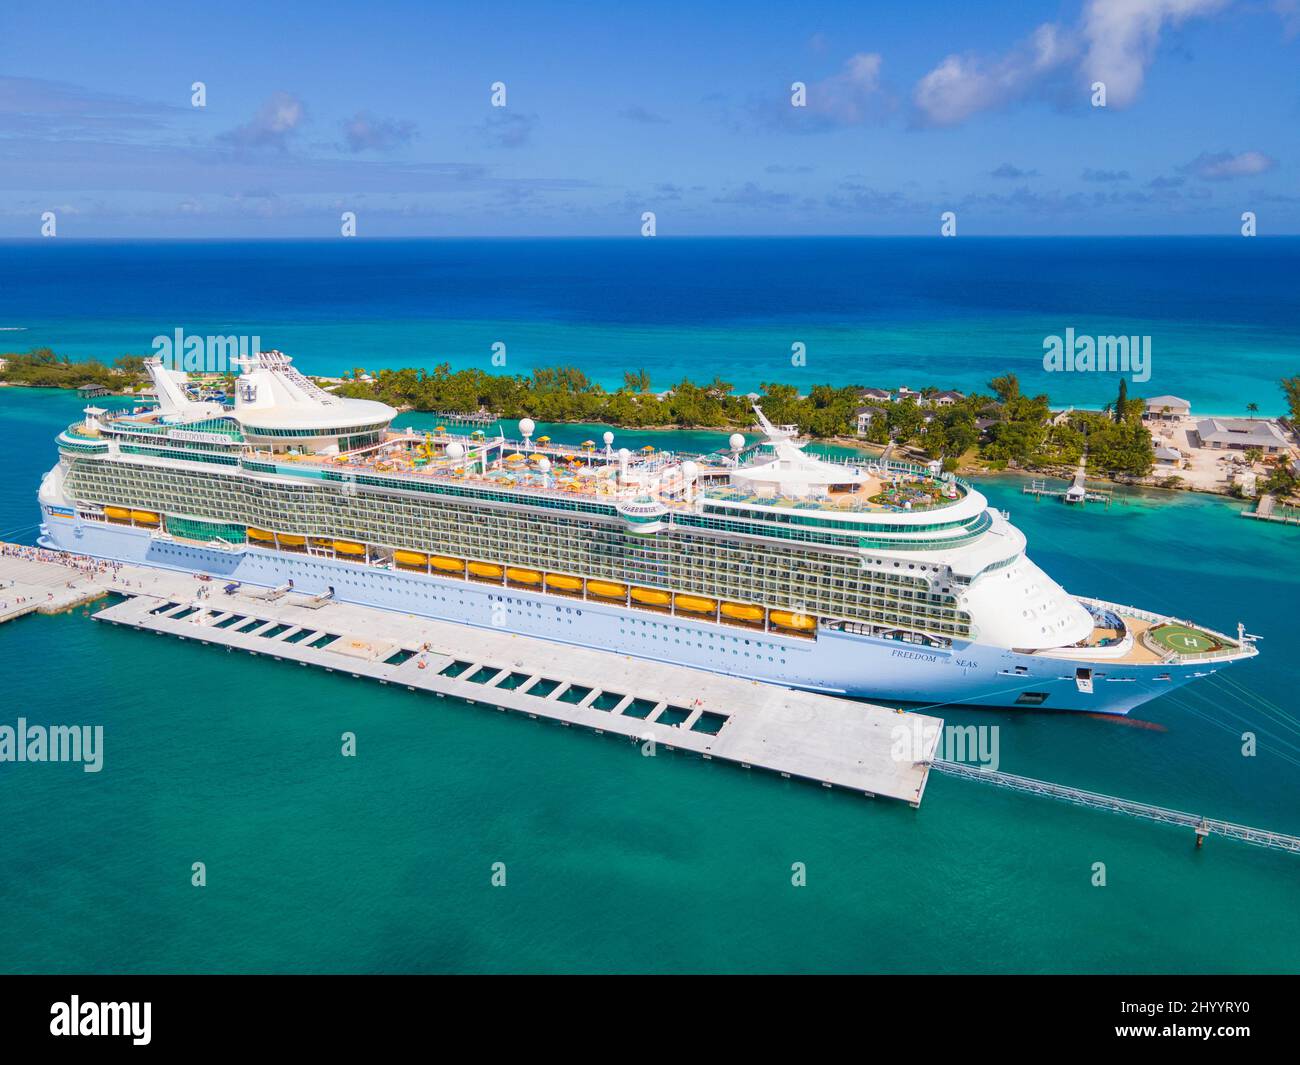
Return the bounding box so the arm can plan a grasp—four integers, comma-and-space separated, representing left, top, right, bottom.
0, 547, 939, 805
1241, 494, 1300, 526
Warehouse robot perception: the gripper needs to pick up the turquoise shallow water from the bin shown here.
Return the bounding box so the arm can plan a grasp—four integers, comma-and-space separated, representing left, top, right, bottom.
2, 387, 1298, 974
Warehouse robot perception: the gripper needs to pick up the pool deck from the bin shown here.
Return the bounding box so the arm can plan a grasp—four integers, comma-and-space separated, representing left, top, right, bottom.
0, 546, 941, 806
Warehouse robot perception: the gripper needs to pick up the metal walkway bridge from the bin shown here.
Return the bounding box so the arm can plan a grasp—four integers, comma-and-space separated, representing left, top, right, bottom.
932, 760, 1300, 855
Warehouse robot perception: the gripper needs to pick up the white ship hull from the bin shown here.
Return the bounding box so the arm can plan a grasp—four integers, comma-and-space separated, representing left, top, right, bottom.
40, 508, 1232, 717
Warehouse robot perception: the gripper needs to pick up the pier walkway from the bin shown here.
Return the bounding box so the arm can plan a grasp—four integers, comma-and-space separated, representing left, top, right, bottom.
0, 551, 111, 624
933, 760, 1300, 854
0, 546, 939, 804
93, 590, 938, 803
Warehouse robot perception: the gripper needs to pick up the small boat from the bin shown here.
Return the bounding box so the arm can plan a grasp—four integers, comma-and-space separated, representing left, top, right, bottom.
507, 567, 542, 585
394, 550, 428, 568
333, 540, 365, 555
104, 506, 131, 523
721, 602, 764, 622
246, 527, 274, 541
430, 555, 464, 572
631, 587, 671, 606
468, 561, 503, 579
545, 574, 583, 592
277, 533, 307, 547
130, 510, 160, 526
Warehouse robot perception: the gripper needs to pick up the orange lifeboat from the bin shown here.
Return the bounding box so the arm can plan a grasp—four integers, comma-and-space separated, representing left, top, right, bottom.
770, 610, 816, 631
721, 602, 764, 622
587, 580, 627, 599
630, 587, 671, 606
674, 594, 716, 614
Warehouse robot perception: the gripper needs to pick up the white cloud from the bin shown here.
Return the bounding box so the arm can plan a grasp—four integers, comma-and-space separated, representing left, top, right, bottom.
1081, 0, 1229, 108
914, 24, 1075, 126
1181, 149, 1278, 179
341, 111, 416, 153
219, 92, 307, 150
914, 0, 1230, 126
808, 52, 886, 125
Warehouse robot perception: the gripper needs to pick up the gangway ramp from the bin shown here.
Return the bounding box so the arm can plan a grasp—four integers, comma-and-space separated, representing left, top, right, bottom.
933, 760, 1300, 854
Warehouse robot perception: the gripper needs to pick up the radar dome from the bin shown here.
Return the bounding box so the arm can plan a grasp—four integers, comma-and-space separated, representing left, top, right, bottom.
446, 442, 465, 459
603, 431, 615, 446
681, 460, 699, 479
519, 418, 535, 437
729, 433, 745, 451
618, 447, 631, 461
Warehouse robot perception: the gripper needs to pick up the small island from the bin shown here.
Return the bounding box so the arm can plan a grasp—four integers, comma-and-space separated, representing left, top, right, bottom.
4, 347, 1297, 503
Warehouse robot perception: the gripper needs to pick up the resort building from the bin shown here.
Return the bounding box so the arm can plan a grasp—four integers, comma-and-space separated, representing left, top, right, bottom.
855, 406, 887, 435
1143, 395, 1191, 422
1191, 418, 1289, 455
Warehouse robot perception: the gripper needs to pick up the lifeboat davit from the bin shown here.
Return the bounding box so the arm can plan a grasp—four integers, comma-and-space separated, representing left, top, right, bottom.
468, 561, 503, 579
630, 587, 671, 606
770, 610, 816, 631
721, 602, 764, 622
587, 580, 627, 599
545, 574, 583, 592
674, 594, 716, 614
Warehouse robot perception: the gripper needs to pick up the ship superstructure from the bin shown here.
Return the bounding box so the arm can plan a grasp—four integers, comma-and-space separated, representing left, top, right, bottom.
39, 352, 1257, 714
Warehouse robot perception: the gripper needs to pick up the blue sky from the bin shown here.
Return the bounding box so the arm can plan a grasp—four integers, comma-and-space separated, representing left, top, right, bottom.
1, 0, 1297, 236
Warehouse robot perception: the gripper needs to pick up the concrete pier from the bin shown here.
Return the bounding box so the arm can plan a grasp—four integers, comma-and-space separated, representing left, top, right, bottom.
0, 545, 940, 805
0, 551, 111, 624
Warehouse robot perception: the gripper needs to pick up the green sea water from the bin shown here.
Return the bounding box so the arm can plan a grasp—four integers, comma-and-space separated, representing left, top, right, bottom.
1, 387, 1298, 973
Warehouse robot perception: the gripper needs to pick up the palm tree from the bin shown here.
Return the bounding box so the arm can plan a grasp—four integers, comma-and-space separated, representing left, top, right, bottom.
1246, 402, 1259, 420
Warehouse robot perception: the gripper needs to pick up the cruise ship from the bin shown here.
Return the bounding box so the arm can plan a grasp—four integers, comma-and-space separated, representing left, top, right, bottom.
39, 351, 1257, 715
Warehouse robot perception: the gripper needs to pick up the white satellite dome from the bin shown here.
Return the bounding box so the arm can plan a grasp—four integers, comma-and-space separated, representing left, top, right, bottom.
446, 442, 465, 459
536, 456, 551, 472
617, 447, 631, 461
602, 430, 615, 446
681, 460, 699, 479
519, 418, 535, 437
729, 433, 745, 451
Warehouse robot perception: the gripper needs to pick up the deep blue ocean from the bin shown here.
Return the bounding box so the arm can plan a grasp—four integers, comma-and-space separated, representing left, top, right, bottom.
1, 237, 1297, 413
1, 239, 1298, 973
